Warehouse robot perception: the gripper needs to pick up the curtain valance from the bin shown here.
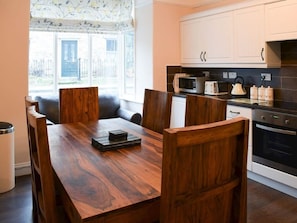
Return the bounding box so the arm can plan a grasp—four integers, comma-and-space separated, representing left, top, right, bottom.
30, 0, 134, 33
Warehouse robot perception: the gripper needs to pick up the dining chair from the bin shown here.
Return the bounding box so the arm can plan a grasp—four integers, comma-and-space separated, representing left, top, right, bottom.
161, 117, 249, 223
26, 105, 69, 223
59, 86, 99, 123
142, 89, 173, 134
185, 94, 227, 126
25, 96, 54, 126
24, 96, 40, 222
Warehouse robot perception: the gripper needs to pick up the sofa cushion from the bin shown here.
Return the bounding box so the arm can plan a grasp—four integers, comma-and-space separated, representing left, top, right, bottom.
99, 94, 120, 119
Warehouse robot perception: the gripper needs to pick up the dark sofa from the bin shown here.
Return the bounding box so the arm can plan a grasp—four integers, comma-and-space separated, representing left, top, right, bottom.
34, 94, 142, 125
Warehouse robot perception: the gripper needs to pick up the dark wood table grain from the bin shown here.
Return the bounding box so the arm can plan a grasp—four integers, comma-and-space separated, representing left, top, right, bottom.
47, 118, 163, 223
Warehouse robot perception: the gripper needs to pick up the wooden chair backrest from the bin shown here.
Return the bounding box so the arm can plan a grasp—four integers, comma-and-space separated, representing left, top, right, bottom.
185, 94, 227, 126
26, 105, 58, 223
59, 87, 99, 123
161, 117, 249, 223
25, 96, 39, 113
24, 96, 40, 222
142, 89, 173, 134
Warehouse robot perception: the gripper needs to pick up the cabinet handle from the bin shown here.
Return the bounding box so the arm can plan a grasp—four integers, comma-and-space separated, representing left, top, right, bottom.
203, 51, 206, 62
261, 48, 264, 61
229, 110, 240, 115
200, 51, 204, 62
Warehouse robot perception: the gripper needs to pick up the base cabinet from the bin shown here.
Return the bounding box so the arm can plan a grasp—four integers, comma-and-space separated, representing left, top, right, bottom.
226, 105, 253, 170
170, 96, 186, 128
227, 104, 297, 195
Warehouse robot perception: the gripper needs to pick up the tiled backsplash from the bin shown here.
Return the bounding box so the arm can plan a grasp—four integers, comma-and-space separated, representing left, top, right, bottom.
167, 41, 297, 103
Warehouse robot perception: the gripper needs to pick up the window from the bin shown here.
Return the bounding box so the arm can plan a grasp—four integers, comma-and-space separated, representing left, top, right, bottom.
29, 31, 135, 97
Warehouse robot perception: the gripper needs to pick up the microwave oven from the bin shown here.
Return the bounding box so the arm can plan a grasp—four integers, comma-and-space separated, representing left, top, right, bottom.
175, 76, 207, 94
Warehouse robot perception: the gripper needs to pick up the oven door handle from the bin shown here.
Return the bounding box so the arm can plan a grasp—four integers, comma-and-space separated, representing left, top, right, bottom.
256, 123, 297, 136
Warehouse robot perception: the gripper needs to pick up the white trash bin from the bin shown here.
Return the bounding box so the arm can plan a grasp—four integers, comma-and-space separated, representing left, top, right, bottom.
0, 122, 15, 193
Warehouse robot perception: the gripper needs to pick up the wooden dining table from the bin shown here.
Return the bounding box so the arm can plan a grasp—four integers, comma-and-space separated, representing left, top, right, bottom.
47, 118, 163, 223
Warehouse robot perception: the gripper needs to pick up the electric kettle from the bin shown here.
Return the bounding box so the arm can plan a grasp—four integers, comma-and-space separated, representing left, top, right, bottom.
231, 76, 246, 96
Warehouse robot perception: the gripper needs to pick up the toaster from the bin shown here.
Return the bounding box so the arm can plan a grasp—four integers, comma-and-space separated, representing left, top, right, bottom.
204, 81, 229, 95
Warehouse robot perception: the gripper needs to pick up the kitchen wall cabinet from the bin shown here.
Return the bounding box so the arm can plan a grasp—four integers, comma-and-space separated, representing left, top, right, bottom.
181, 11, 233, 65
234, 5, 265, 63
265, 0, 297, 41
180, 18, 201, 64
226, 105, 253, 170
201, 12, 234, 64
234, 5, 281, 67
181, 2, 281, 68
170, 96, 186, 128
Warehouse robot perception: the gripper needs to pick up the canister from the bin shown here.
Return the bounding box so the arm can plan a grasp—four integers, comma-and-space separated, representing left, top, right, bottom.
250, 85, 258, 100
258, 85, 265, 100
265, 86, 274, 101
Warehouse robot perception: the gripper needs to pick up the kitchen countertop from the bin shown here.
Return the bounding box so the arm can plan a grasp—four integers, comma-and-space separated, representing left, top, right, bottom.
173, 93, 297, 115
228, 98, 297, 115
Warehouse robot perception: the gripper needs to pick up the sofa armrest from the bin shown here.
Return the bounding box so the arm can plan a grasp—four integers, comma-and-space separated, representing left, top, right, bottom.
117, 108, 142, 125
35, 95, 60, 124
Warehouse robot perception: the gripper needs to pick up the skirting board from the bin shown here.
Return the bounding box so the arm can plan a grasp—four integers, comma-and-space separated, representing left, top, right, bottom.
15, 162, 31, 177
248, 171, 297, 199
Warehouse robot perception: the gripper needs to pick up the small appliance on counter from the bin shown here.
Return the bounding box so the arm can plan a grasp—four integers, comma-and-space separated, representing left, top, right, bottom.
173, 73, 189, 93
231, 76, 246, 96
204, 81, 229, 96
173, 73, 208, 94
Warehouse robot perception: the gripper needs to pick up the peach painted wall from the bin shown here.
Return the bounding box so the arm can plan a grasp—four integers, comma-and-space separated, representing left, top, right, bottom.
153, 2, 193, 91
0, 0, 30, 173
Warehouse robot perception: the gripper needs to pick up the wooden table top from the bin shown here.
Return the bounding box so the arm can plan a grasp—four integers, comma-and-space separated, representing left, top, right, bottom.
47, 118, 163, 223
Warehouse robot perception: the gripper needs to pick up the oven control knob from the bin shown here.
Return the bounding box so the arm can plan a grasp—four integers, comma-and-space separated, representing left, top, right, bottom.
261, 115, 265, 120
285, 119, 290, 125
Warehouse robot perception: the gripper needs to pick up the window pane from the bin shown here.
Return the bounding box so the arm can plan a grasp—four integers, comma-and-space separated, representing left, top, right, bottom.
123, 31, 135, 97
29, 31, 55, 94
91, 34, 120, 95
29, 31, 135, 97
57, 32, 89, 88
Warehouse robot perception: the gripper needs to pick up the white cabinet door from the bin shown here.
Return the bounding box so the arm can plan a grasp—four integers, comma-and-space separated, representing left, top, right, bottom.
181, 11, 233, 65
234, 5, 265, 63
202, 11, 233, 64
265, 0, 297, 41
180, 18, 202, 64
180, 3, 281, 68
170, 96, 186, 128
226, 105, 253, 171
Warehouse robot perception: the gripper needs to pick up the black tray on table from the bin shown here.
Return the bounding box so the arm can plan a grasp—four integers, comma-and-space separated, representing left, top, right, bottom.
91, 130, 141, 151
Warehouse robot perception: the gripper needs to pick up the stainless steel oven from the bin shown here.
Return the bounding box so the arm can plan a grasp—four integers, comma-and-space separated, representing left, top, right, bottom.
252, 109, 297, 176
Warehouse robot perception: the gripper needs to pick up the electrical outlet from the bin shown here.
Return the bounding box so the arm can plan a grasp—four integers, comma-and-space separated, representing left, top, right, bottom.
261, 73, 271, 81
223, 72, 228, 78
229, 72, 237, 79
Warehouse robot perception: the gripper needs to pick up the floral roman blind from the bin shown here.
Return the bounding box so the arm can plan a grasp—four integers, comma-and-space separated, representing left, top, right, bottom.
30, 0, 134, 33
